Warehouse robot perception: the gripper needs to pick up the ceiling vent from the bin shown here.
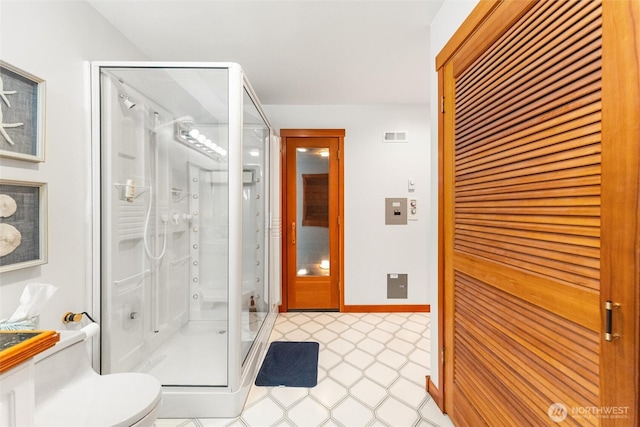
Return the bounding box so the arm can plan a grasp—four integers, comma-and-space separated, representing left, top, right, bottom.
383, 131, 408, 143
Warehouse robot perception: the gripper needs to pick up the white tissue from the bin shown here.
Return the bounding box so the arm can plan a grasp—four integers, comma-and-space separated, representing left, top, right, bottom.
2, 283, 58, 329
81, 322, 100, 339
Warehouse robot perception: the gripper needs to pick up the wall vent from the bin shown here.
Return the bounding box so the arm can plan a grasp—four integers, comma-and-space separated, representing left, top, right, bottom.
383, 131, 408, 143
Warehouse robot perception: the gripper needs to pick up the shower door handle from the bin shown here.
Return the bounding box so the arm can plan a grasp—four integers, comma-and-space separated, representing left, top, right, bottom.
291, 222, 296, 245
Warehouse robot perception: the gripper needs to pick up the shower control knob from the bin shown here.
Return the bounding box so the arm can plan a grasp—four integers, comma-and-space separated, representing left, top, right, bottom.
183, 213, 192, 221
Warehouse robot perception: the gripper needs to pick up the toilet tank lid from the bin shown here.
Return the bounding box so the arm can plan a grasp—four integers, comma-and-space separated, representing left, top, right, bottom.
33, 330, 85, 363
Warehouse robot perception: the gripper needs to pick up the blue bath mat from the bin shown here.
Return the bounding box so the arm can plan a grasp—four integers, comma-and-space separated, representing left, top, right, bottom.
255, 341, 319, 387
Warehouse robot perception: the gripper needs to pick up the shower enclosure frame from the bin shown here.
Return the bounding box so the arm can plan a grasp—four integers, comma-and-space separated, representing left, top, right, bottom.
89, 61, 281, 417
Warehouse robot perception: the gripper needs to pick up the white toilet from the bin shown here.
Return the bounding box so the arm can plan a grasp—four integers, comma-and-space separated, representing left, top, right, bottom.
33, 330, 162, 427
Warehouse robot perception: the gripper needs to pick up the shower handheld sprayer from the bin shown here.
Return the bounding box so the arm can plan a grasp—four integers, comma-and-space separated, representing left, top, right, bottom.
142, 112, 168, 261
143, 202, 168, 260
142, 115, 197, 260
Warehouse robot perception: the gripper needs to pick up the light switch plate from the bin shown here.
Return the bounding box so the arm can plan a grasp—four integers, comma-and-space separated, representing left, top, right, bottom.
408, 198, 418, 220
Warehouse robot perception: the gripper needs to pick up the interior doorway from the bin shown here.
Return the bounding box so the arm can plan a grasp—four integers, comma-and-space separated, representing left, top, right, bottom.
281, 129, 344, 311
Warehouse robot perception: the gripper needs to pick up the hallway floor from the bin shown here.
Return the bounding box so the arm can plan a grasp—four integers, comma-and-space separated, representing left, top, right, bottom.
155, 312, 454, 427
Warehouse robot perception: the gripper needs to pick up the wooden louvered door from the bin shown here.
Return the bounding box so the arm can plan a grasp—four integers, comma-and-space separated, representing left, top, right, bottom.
437, 0, 639, 426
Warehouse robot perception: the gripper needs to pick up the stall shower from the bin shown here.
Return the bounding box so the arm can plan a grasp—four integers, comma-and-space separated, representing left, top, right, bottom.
92, 63, 280, 417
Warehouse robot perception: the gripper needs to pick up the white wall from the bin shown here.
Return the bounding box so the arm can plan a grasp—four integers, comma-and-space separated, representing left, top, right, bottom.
428, 0, 479, 386
0, 1, 146, 327
264, 104, 431, 306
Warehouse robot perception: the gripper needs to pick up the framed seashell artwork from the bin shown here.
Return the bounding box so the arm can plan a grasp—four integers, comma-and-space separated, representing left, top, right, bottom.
0, 61, 46, 162
0, 180, 47, 273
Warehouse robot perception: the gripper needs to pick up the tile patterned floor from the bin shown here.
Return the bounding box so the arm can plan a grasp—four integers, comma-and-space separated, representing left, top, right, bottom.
155, 312, 454, 427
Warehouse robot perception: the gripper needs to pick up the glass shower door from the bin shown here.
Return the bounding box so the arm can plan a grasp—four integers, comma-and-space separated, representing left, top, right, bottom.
99, 66, 231, 387
95, 62, 279, 418
240, 88, 270, 364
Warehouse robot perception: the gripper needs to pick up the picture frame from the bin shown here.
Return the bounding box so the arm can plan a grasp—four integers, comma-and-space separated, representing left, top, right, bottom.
0, 180, 48, 273
0, 61, 46, 162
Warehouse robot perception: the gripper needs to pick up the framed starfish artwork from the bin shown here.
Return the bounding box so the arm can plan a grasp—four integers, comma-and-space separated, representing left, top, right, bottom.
0, 61, 46, 162
0, 180, 48, 273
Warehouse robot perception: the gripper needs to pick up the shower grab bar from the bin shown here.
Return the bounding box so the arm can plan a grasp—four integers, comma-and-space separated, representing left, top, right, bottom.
113, 269, 151, 286
169, 255, 191, 266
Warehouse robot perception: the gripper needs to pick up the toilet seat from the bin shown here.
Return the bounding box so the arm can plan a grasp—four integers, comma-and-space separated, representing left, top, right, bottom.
33, 330, 162, 427
35, 372, 161, 427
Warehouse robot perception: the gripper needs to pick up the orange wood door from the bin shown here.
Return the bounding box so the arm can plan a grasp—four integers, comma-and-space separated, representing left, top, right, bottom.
437, 0, 638, 425
282, 130, 344, 311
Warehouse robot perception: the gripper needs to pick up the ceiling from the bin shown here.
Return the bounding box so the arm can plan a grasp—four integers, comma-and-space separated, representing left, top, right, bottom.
88, 0, 444, 106
88, 0, 443, 105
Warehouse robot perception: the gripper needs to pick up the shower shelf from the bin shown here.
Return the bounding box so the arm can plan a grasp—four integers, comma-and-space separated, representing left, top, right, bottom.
171, 188, 191, 203
113, 183, 149, 202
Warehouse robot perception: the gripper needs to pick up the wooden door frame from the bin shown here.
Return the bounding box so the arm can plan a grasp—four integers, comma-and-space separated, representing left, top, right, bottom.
600, 0, 640, 419
432, 0, 639, 423
280, 129, 345, 312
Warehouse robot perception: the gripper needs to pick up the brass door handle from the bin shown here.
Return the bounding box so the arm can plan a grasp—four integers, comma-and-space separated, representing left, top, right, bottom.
291, 222, 296, 245
605, 300, 621, 341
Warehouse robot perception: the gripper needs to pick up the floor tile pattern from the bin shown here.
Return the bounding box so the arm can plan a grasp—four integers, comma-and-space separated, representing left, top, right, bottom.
156, 312, 454, 427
